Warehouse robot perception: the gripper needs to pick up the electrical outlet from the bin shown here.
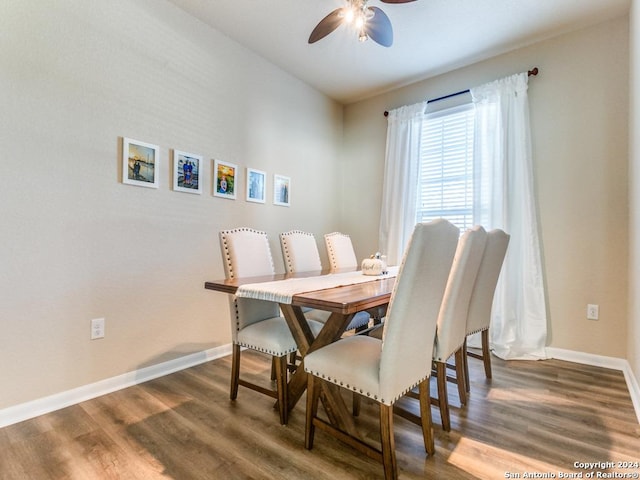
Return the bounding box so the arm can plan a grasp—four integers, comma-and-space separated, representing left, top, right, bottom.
91, 317, 105, 339
586, 304, 599, 321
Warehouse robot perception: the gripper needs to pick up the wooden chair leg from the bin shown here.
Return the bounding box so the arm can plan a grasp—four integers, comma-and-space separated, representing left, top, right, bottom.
379, 404, 398, 480
353, 393, 361, 417
270, 356, 277, 381
418, 380, 435, 456
455, 349, 467, 406
275, 355, 288, 425
481, 330, 492, 379
230, 344, 240, 400
436, 361, 450, 431
463, 338, 471, 393
305, 376, 320, 450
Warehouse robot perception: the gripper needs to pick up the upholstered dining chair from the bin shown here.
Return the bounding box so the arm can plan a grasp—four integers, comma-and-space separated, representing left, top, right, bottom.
463, 229, 510, 390
304, 219, 460, 480
280, 230, 369, 331
431, 226, 487, 432
219, 227, 323, 425
324, 231, 358, 271
324, 231, 383, 330
280, 230, 323, 274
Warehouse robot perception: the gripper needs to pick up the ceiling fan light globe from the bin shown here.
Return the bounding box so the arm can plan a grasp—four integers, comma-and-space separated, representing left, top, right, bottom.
343, 8, 355, 23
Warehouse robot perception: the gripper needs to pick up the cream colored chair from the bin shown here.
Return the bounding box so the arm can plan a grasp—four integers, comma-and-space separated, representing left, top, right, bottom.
219, 227, 323, 425
325, 231, 382, 330
432, 226, 487, 432
464, 229, 510, 389
304, 220, 459, 480
280, 230, 369, 331
324, 231, 358, 271
280, 230, 323, 274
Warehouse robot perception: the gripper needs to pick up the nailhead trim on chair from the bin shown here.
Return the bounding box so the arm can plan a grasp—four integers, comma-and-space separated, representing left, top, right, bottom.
220, 227, 274, 280
220, 235, 233, 278
466, 326, 488, 336
232, 299, 241, 334
280, 229, 313, 274
434, 339, 466, 362
325, 231, 352, 271
235, 341, 297, 356
221, 227, 274, 335
304, 367, 429, 405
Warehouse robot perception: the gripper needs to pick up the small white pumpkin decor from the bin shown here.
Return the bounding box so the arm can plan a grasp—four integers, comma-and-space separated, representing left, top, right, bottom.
361, 252, 388, 276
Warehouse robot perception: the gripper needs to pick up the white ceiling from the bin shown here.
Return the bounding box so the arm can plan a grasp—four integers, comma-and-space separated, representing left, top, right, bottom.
165, 0, 630, 104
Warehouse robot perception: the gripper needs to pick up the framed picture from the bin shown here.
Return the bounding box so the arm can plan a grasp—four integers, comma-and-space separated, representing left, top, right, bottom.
213, 159, 237, 199
246, 168, 266, 203
173, 150, 202, 194
122, 137, 159, 188
273, 174, 291, 207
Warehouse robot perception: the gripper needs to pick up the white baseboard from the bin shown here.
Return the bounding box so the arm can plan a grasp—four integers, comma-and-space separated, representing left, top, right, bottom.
546, 347, 640, 424
0, 344, 232, 429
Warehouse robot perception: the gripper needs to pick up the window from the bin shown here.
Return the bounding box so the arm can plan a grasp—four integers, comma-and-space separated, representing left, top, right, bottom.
416, 104, 475, 231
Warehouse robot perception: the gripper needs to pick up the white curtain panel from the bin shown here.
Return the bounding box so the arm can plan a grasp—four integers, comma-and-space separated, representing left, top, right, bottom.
471, 72, 548, 360
379, 102, 427, 265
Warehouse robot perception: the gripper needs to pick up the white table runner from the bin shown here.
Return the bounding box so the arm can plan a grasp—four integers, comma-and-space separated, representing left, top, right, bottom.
236, 266, 399, 304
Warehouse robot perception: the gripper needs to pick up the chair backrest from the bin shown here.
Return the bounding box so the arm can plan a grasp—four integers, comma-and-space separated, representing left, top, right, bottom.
219, 228, 279, 335
378, 219, 460, 404
280, 230, 323, 274
324, 232, 358, 271
432, 226, 488, 362
465, 229, 510, 335
220, 227, 276, 279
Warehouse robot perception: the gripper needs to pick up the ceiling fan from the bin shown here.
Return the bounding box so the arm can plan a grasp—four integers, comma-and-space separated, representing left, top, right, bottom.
308, 0, 416, 48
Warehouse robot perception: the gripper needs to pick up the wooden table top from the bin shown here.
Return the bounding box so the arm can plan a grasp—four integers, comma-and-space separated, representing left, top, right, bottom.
204, 270, 395, 315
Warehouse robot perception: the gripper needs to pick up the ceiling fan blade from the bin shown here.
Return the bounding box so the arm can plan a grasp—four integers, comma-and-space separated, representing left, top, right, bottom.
366, 7, 393, 47
308, 8, 344, 44
379, 0, 417, 3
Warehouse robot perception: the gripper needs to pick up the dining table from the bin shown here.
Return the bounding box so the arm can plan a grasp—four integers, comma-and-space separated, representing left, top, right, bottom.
204, 267, 397, 436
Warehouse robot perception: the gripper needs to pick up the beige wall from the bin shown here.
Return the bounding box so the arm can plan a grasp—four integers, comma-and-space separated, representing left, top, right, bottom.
630, 3, 640, 382
0, 0, 343, 409
342, 17, 629, 358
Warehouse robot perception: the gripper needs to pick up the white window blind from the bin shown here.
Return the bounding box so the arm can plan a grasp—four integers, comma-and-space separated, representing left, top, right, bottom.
416, 104, 475, 231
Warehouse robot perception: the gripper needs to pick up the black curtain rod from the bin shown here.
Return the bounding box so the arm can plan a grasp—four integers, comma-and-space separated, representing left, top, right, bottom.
383, 67, 539, 117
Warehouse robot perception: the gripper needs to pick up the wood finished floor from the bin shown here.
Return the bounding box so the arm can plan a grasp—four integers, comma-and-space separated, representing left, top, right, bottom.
1, 350, 639, 479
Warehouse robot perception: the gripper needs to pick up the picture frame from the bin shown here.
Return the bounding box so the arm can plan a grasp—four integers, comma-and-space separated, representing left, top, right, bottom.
173, 150, 203, 194
273, 174, 291, 207
213, 159, 237, 199
122, 137, 159, 188
246, 168, 266, 203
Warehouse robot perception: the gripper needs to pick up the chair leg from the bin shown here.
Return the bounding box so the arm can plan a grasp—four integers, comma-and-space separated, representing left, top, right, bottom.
305, 375, 320, 450
270, 356, 277, 381
463, 338, 471, 393
379, 404, 398, 480
230, 344, 240, 400
454, 349, 467, 406
481, 330, 492, 379
436, 361, 450, 431
274, 355, 288, 425
418, 380, 435, 456
353, 393, 361, 417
